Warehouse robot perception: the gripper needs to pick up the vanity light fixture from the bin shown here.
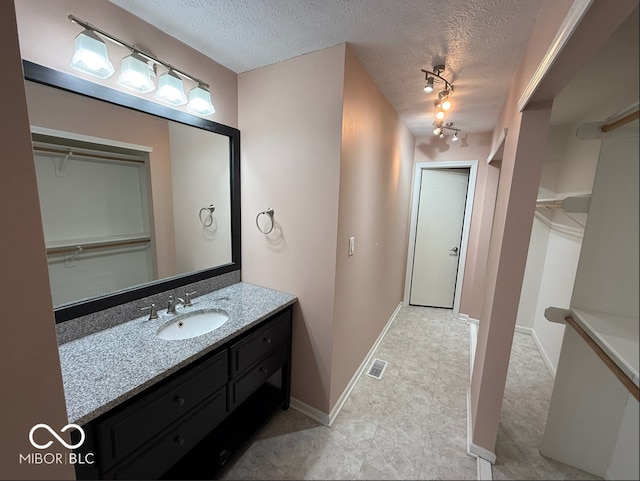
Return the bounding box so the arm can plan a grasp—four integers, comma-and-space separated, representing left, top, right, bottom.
117, 52, 155, 93
187, 83, 216, 116
68, 14, 215, 116
155, 70, 187, 105
70, 29, 115, 79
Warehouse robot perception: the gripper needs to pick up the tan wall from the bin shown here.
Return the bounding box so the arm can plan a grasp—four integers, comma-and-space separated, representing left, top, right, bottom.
0, 2, 75, 479
14, 0, 238, 129
329, 47, 415, 408
238, 45, 346, 413
413, 132, 493, 318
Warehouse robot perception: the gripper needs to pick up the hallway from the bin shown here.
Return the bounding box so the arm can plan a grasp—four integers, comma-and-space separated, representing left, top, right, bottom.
222, 306, 599, 480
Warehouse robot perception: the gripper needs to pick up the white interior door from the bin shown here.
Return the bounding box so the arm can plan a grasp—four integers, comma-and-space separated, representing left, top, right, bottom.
409, 168, 469, 308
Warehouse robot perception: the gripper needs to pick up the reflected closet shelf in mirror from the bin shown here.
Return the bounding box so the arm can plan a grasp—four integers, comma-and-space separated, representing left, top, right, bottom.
45, 234, 151, 255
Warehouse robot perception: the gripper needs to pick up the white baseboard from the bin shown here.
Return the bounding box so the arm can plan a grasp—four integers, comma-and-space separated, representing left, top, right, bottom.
513, 325, 557, 379
514, 325, 533, 335
290, 302, 403, 427
478, 457, 493, 480
458, 313, 469, 322
467, 390, 497, 465
530, 329, 557, 379
289, 397, 330, 426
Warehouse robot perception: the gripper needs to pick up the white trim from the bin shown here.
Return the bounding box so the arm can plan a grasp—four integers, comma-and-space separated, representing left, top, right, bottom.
289, 397, 330, 426
487, 128, 508, 164
467, 390, 497, 464
534, 211, 584, 238
531, 328, 558, 379
469, 320, 478, 378
291, 302, 402, 427
30, 125, 154, 152
513, 325, 558, 379
517, 0, 594, 111
514, 325, 534, 335
458, 313, 469, 322
478, 457, 493, 480
403, 161, 478, 319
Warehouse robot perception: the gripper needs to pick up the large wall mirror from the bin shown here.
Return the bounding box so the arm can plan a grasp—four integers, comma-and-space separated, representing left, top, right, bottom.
23, 61, 241, 324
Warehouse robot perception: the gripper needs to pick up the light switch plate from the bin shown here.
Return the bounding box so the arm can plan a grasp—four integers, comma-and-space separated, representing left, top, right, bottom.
348, 236, 355, 256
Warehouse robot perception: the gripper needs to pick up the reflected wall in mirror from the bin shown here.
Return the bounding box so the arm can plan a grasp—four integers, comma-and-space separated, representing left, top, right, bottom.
23, 61, 240, 323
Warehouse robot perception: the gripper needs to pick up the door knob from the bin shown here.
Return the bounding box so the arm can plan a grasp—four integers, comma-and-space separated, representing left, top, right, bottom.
449, 247, 459, 253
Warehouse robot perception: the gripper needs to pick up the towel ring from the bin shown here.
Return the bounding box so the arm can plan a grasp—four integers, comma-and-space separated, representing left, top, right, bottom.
199, 205, 215, 227
256, 208, 275, 234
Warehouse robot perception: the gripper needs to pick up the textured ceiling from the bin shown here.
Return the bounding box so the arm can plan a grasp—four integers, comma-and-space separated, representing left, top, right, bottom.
109, 0, 543, 137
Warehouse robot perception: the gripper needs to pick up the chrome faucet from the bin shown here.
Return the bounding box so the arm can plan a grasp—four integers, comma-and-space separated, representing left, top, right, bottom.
167, 295, 184, 314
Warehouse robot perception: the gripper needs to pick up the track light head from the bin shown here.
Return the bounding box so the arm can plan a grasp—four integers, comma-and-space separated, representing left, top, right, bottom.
424, 76, 434, 93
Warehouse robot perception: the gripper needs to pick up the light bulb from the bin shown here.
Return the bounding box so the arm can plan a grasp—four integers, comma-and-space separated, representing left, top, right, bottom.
433, 127, 443, 136
452, 132, 460, 141
435, 109, 445, 120
441, 98, 452, 110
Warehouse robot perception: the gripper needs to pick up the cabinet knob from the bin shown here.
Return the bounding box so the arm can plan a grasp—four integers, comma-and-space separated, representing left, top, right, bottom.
219, 449, 231, 466
174, 435, 185, 446
263, 337, 271, 344
174, 396, 185, 406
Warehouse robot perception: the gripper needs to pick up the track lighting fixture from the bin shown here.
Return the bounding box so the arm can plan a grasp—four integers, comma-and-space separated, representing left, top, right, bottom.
69, 14, 215, 116
432, 121, 462, 141
421, 64, 462, 140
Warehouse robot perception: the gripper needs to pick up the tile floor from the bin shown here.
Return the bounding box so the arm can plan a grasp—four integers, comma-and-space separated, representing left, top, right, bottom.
222, 306, 600, 480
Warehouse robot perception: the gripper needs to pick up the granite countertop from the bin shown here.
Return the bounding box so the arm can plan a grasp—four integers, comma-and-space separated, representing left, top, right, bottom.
58, 282, 296, 425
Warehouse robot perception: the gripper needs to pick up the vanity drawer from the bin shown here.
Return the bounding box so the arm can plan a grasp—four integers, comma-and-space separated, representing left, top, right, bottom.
230, 309, 291, 375
97, 350, 227, 470
229, 344, 288, 409
108, 387, 227, 480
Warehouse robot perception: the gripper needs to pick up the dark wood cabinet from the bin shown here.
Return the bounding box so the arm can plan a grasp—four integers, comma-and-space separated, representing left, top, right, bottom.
75, 306, 292, 480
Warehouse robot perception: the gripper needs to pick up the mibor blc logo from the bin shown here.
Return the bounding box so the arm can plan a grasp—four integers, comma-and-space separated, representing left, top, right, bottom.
19, 423, 94, 466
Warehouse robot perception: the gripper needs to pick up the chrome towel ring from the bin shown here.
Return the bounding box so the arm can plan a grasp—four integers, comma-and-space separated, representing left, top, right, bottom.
256, 208, 275, 234
199, 205, 215, 227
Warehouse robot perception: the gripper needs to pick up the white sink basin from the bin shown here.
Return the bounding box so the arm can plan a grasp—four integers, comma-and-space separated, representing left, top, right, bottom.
157, 310, 229, 340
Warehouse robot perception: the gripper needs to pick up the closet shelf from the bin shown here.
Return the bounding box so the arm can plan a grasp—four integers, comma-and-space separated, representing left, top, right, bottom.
46, 234, 151, 255
545, 306, 639, 387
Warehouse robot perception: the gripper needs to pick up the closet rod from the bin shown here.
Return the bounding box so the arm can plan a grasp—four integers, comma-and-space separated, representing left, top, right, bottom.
33, 145, 145, 164
46, 237, 150, 255
564, 315, 640, 402
600, 109, 639, 132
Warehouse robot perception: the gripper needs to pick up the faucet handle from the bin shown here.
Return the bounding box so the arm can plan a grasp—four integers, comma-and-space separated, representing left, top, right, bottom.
184, 291, 197, 306
141, 304, 158, 320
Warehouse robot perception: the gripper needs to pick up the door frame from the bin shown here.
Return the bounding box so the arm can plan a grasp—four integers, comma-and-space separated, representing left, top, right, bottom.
403, 160, 478, 318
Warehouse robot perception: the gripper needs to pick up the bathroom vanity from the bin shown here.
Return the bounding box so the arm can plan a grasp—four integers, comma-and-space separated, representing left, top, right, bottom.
59, 283, 296, 479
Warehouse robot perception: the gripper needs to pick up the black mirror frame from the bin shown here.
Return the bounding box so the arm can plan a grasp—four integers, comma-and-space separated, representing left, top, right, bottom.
23, 60, 241, 324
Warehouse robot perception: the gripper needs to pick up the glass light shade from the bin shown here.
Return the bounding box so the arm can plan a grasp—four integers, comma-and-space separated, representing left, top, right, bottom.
441, 98, 452, 110
117, 53, 155, 93
433, 127, 442, 136
452, 132, 460, 141
435, 109, 445, 120
187, 85, 216, 116
70, 30, 114, 79
155, 70, 187, 105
